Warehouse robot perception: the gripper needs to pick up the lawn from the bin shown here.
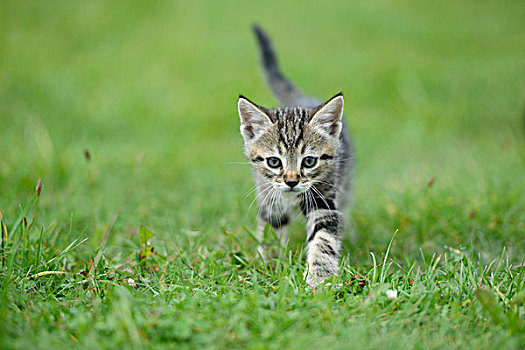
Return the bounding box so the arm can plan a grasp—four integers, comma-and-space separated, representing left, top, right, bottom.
0, 0, 524, 349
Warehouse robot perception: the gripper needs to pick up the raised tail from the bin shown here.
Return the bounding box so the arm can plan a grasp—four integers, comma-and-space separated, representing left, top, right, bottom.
252, 24, 319, 107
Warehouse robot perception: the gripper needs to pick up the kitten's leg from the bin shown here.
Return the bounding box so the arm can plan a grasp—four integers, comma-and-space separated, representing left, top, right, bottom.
257, 203, 289, 261
303, 206, 341, 287
257, 220, 288, 260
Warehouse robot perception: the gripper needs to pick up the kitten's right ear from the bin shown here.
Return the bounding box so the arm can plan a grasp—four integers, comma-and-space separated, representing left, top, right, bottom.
309, 93, 344, 137
238, 96, 273, 141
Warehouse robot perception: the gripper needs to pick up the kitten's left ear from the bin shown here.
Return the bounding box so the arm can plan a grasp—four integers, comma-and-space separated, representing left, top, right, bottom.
238, 95, 273, 141
310, 93, 344, 137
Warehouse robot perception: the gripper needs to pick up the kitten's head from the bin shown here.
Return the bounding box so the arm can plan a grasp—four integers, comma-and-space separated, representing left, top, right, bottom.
238, 93, 344, 194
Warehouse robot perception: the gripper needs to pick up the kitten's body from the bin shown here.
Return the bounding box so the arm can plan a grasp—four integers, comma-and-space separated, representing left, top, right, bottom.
238, 26, 353, 287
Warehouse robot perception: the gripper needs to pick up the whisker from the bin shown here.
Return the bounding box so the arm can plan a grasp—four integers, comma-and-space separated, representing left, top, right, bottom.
269, 190, 278, 229
249, 184, 272, 213
304, 188, 316, 216
243, 184, 259, 201
258, 186, 275, 215
314, 180, 345, 194
308, 188, 318, 218
311, 185, 337, 219
304, 189, 312, 215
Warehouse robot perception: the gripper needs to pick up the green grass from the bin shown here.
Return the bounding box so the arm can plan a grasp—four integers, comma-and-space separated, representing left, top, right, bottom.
1, 0, 524, 349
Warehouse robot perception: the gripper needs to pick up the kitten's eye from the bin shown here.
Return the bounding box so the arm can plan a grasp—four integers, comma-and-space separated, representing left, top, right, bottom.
266, 157, 282, 168
302, 156, 318, 168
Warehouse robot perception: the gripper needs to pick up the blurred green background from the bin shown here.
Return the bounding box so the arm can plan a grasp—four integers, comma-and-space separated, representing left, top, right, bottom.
0, 0, 524, 258
1, 1, 525, 349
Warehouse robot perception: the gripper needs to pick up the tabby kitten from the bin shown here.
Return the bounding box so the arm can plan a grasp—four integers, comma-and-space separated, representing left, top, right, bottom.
238, 25, 353, 287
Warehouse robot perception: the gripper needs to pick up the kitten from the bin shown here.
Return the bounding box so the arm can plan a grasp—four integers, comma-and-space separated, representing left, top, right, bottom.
238, 25, 353, 287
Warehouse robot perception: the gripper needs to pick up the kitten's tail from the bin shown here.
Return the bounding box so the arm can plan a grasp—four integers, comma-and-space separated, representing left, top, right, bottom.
252, 24, 319, 107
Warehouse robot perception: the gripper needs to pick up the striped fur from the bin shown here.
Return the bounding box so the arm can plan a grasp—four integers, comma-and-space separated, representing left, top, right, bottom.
238, 25, 353, 287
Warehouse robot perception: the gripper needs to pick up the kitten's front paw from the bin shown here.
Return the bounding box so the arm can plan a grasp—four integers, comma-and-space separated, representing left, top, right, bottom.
304, 264, 338, 288
305, 272, 321, 288
257, 244, 269, 262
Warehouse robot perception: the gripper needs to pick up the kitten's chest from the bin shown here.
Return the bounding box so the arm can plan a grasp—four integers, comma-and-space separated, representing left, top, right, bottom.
277, 193, 301, 212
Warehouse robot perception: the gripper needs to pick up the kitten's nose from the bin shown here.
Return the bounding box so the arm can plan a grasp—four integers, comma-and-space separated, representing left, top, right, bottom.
285, 180, 299, 189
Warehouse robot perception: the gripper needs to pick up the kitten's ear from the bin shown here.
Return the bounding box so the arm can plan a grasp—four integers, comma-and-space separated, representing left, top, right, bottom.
238, 95, 273, 141
309, 93, 344, 137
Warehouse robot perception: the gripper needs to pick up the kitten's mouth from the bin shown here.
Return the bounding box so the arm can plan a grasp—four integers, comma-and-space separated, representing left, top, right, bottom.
281, 187, 306, 194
